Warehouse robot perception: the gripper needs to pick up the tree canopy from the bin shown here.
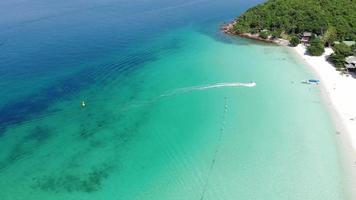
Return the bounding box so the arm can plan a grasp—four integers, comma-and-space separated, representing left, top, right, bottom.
289, 36, 300, 47
232, 0, 356, 41
307, 38, 325, 56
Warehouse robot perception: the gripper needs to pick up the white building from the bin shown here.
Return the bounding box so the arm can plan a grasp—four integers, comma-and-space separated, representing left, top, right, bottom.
345, 56, 356, 70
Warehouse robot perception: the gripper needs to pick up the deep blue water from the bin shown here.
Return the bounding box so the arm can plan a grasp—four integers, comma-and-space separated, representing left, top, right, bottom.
0, 0, 261, 132
0, 1, 350, 200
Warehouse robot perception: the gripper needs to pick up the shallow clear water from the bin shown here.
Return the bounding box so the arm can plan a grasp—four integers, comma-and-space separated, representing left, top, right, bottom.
0, 0, 348, 199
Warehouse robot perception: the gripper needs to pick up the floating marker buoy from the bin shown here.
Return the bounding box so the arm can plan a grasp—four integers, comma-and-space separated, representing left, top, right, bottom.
81, 101, 86, 107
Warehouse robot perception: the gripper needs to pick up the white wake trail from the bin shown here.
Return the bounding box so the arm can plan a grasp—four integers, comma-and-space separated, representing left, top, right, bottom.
118, 82, 256, 111
160, 82, 256, 98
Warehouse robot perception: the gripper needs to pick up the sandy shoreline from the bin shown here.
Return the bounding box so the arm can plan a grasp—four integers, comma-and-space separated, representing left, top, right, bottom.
221, 22, 290, 46
291, 45, 356, 152
222, 24, 356, 151
290, 45, 356, 198
223, 19, 356, 199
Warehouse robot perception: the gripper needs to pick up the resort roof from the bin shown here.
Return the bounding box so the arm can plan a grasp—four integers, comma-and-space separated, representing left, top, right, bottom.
346, 56, 356, 63
302, 32, 312, 37
334, 41, 356, 46
343, 41, 356, 46
345, 56, 356, 69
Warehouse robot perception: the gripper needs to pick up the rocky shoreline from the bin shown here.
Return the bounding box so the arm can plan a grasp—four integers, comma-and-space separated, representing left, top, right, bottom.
221, 21, 290, 46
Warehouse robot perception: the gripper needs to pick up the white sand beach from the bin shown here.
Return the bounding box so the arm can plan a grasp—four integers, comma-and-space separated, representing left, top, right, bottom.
292, 45, 356, 154
292, 45, 356, 198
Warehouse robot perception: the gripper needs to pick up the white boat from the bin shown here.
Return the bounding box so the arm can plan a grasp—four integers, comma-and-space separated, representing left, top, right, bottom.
303, 79, 320, 84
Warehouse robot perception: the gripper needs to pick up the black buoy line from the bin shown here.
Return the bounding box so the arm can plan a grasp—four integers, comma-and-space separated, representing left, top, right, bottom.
199, 97, 229, 200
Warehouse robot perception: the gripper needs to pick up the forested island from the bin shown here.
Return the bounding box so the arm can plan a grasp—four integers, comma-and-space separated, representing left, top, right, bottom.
224, 0, 356, 70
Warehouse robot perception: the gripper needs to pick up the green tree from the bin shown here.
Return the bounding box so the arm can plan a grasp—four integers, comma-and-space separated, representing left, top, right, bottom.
289, 36, 300, 47
322, 26, 337, 46
271, 29, 282, 38
328, 53, 345, 69
351, 44, 356, 55
232, 0, 356, 41
307, 38, 325, 56
333, 43, 352, 57
259, 31, 269, 39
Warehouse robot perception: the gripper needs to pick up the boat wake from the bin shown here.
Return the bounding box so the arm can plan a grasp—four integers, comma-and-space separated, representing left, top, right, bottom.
119, 82, 256, 111
159, 82, 256, 98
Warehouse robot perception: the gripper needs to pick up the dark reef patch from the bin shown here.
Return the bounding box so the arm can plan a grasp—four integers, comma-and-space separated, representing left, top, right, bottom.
0, 125, 52, 171
25, 126, 52, 142
112, 111, 150, 150
77, 112, 119, 140
32, 164, 114, 193
0, 142, 33, 171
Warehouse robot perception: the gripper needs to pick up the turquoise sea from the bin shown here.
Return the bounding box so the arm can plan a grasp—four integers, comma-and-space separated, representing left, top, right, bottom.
0, 0, 350, 199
